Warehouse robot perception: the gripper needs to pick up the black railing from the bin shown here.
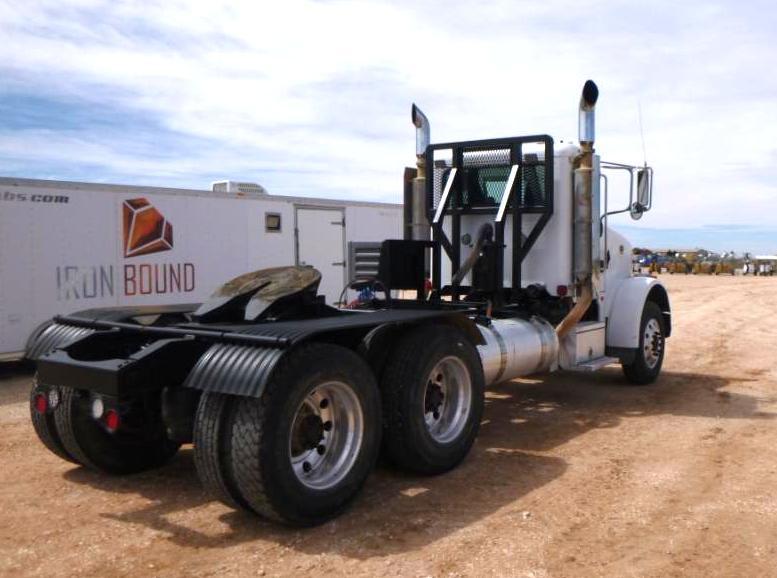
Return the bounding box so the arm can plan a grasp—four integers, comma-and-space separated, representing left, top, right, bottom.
425, 135, 554, 303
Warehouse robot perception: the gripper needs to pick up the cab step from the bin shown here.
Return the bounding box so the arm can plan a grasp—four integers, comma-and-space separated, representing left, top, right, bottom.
570, 356, 619, 372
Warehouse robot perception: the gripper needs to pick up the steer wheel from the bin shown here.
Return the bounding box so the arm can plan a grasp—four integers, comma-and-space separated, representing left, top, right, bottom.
621, 300, 666, 385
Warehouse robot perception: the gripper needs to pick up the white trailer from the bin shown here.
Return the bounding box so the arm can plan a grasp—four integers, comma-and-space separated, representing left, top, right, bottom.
0, 177, 401, 359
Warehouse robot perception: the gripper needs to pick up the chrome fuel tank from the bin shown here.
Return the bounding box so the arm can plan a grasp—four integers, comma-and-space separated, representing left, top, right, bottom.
477, 317, 559, 385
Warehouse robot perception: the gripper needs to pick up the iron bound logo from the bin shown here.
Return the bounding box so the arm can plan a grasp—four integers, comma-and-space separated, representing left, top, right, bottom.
55, 196, 195, 301
122, 197, 173, 258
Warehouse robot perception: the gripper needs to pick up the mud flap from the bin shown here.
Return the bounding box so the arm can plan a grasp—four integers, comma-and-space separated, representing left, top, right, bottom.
183, 343, 285, 398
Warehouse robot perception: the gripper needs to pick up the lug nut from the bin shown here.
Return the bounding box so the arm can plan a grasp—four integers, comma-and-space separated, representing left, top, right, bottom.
303, 461, 312, 473
319, 398, 329, 409
317, 444, 326, 455
433, 411, 440, 420
323, 421, 332, 432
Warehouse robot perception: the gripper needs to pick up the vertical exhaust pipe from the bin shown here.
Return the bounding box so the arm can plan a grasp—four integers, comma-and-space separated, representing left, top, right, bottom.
578, 80, 598, 144
410, 104, 430, 241
556, 80, 598, 339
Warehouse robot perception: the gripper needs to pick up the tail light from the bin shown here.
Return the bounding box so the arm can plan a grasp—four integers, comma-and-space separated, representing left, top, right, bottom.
33, 393, 48, 414
104, 409, 120, 432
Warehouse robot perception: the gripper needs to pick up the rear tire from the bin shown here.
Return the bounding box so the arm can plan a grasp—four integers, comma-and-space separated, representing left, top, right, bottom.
381, 325, 485, 475
193, 392, 248, 509
229, 343, 381, 526
55, 387, 180, 474
622, 301, 666, 385
29, 378, 77, 464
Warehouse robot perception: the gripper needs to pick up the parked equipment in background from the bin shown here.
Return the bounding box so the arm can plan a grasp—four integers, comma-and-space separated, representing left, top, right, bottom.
27, 81, 670, 526
0, 178, 401, 360
753, 256, 777, 276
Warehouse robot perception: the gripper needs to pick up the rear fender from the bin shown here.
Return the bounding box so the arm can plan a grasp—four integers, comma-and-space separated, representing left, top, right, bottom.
26, 322, 96, 361
24, 303, 200, 361
607, 276, 671, 349
64, 303, 200, 324
183, 343, 285, 398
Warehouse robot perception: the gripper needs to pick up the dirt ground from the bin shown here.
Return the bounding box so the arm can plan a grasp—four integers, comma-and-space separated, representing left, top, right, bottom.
2, 275, 777, 578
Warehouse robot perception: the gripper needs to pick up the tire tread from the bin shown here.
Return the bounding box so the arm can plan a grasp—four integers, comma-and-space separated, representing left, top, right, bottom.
29, 378, 78, 464
193, 392, 249, 510
230, 394, 285, 522
54, 387, 180, 474
229, 342, 380, 525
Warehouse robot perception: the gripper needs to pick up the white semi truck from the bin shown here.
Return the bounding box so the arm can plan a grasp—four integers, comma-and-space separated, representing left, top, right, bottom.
0, 178, 401, 359
27, 80, 670, 526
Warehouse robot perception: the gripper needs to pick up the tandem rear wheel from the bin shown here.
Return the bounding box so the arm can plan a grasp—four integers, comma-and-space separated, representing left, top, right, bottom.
380, 325, 486, 475
30, 380, 180, 475
193, 343, 382, 526
29, 376, 78, 464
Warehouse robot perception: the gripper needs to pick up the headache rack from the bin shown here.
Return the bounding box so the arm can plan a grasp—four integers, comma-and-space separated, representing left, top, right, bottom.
425, 135, 554, 302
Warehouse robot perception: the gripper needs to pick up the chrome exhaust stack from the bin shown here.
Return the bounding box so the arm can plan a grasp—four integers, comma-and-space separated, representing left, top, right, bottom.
477, 82, 600, 380
412, 104, 430, 159
578, 80, 598, 144
556, 80, 598, 339
410, 104, 431, 241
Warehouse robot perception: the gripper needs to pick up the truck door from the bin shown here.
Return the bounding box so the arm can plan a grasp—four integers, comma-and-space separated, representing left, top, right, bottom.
295, 207, 346, 304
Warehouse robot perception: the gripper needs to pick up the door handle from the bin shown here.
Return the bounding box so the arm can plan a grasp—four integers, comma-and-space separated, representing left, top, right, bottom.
332, 261, 346, 267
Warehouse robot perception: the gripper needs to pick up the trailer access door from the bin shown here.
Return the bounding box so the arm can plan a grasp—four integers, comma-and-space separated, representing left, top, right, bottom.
295, 207, 346, 304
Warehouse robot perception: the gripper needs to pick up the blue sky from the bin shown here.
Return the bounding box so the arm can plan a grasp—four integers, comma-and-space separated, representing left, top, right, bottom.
1, 0, 776, 252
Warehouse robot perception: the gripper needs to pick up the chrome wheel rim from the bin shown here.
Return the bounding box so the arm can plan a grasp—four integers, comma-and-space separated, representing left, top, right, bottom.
643, 318, 664, 369
289, 381, 364, 490
423, 356, 472, 444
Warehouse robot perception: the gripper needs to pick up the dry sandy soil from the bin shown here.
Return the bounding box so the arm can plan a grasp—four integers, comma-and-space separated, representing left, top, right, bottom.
2, 274, 777, 578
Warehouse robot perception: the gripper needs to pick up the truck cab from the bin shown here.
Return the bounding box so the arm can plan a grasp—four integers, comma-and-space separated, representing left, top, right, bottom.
418, 116, 668, 380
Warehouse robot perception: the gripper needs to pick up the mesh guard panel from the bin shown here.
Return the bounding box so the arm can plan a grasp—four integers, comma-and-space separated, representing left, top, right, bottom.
428, 137, 552, 216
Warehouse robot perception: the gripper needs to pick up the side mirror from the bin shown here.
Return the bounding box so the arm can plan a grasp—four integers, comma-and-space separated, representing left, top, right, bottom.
630, 167, 652, 220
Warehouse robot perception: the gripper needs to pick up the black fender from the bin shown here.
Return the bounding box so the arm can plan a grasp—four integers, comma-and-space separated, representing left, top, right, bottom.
182, 313, 484, 399
26, 322, 96, 361
183, 343, 285, 398
25, 303, 200, 361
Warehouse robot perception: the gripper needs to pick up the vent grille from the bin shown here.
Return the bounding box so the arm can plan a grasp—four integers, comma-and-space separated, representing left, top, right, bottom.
211, 181, 267, 195
348, 242, 382, 283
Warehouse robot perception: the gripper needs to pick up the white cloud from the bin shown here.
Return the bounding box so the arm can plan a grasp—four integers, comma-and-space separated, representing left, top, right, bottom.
0, 0, 776, 233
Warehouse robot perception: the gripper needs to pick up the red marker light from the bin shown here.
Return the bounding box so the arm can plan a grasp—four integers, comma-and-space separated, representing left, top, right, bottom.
104, 409, 120, 432
556, 285, 568, 297
34, 393, 48, 414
